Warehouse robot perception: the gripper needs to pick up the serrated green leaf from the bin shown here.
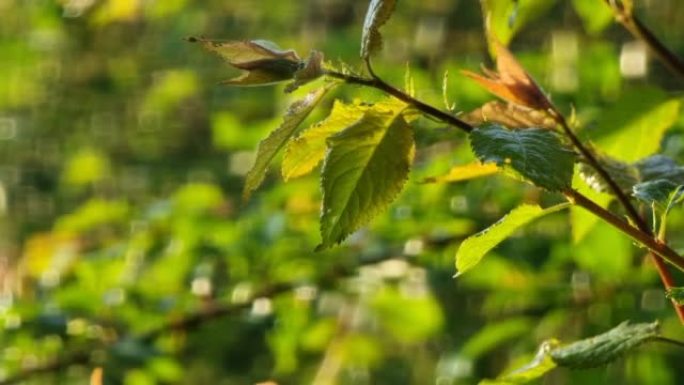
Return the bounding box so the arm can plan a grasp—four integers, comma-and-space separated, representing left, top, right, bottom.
635, 154, 684, 183
666, 287, 684, 305
633, 180, 683, 207
455, 203, 569, 276
318, 107, 413, 250
421, 162, 499, 184
282, 99, 405, 181
360, 0, 398, 59
550, 321, 659, 369
470, 125, 575, 191
188, 38, 303, 86
243, 86, 332, 201
479, 340, 559, 385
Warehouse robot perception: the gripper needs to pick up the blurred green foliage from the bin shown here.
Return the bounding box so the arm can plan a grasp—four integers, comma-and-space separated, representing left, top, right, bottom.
1, 0, 684, 384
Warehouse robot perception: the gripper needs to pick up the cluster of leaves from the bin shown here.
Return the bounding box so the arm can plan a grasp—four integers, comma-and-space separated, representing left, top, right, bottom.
5, 0, 684, 384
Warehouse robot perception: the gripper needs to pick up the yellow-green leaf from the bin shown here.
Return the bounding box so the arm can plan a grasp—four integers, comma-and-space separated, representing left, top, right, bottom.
243, 86, 332, 201
455, 203, 569, 276
282, 99, 406, 181
422, 162, 499, 184
318, 107, 413, 249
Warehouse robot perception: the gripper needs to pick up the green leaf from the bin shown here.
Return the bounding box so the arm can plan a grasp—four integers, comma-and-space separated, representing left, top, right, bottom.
479, 340, 559, 385
470, 125, 575, 191
188, 38, 304, 86
281, 99, 405, 181
421, 162, 499, 184
635, 154, 684, 183
360, 0, 398, 59
318, 107, 413, 249
666, 287, 684, 305
633, 180, 683, 207
481, 0, 558, 48
455, 203, 569, 276
243, 86, 332, 200
550, 321, 659, 369
590, 89, 680, 162
571, 0, 614, 35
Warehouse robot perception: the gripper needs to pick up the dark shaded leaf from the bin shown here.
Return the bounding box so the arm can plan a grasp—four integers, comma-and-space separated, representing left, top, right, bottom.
318, 107, 413, 250
550, 321, 659, 369
243, 86, 332, 200
635, 154, 684, 183
470, 125, 575, 191
360, 0, 398, 59
578, 153, 639, 195
633, 179, 682, 207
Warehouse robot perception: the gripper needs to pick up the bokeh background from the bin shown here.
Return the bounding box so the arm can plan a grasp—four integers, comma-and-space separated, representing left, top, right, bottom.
2, 0, 684, 384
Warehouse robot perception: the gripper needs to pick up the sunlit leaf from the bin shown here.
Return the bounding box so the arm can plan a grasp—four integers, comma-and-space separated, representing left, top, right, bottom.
189, 38, 303, 86
318, 107, 413, 249
243, 86, 332, 200
470, 125, 575, 191
282, 99, 405, 181
550, 321, 659, 369
455, 203, 569, 276
589, 89, 680, 162
462, 101, 556, 130
360, 0, 398, 59
421, 162, 499, 184
479, 340, 559, 385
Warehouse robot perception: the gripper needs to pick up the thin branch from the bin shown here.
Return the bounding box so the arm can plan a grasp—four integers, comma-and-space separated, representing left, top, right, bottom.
648, 251, 684, 323
564, 188, 684, 272
547, 108, 650, 234
605, 0, 684, 80
324, 70, 473, 133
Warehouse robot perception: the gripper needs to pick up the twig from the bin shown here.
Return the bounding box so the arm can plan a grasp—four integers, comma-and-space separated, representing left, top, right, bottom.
564, 188, 684, 272
324, 70, 473, 133
605, 0, 684, 80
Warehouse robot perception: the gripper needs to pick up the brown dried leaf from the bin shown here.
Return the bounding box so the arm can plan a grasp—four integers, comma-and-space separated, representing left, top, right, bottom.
462, 101, 556, 129
462, 40, 552, 110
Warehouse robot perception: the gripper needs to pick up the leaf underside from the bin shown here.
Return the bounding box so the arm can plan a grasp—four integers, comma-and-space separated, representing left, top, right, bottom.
318, 107, 414, 250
